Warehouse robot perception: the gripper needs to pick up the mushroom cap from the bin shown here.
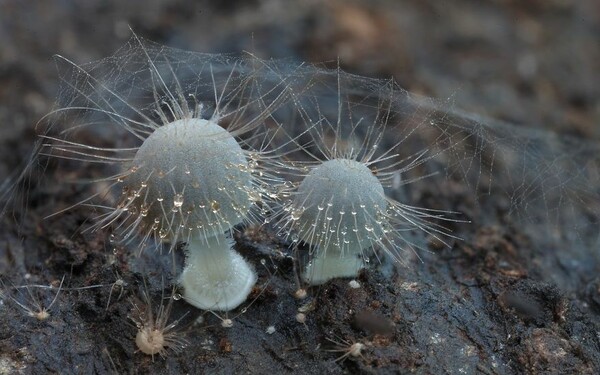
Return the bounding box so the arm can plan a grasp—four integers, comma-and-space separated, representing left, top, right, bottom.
293, 158, 387, 252
124, 118, 254, 238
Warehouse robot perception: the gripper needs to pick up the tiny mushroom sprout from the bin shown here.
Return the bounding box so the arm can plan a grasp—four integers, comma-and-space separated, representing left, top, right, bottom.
1, 275, 65, 321
277, 69, 462, 285
39, 36, 296, 311
129, 285, 189, 359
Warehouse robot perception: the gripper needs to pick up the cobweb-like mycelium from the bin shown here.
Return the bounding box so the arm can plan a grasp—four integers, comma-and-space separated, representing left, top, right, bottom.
5, 35, 598, 324
274, 63, 600, 288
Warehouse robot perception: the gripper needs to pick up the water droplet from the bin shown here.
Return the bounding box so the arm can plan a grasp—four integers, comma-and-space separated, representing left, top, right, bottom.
211, 200, 220, 212
248, 190, 262, 202
173, 194, 184, 208
291, 208, 303, 221
173, 293, 182, 300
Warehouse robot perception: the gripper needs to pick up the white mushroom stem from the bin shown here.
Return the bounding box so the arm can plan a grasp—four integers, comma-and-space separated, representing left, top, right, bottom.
303, 245, 365, 285
179, 232, 256, 311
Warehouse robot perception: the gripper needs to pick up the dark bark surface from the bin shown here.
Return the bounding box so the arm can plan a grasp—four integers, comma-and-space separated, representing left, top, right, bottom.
1, 1, 599, 374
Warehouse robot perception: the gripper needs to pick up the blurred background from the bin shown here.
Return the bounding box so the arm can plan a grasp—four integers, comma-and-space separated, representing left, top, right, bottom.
1, 0, 598, 149
0, 1, 599, 373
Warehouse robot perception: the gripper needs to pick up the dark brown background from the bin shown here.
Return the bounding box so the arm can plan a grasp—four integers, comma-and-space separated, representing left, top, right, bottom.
0, 1, 599, 374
